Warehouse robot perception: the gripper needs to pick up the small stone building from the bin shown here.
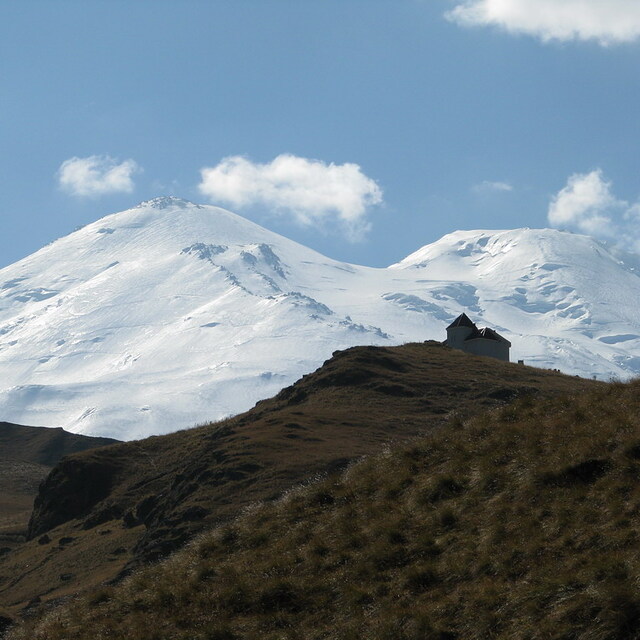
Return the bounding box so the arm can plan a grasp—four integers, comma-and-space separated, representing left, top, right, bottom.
445, 313, 511, 362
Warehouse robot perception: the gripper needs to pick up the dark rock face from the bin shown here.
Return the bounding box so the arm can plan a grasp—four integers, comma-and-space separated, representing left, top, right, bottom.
0, 421, 119, 555
27, 455, 123, 540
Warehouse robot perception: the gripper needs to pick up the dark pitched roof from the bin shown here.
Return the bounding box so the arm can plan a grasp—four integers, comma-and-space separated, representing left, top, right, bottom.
481, 327, 511, 346
464, 326, 511, 346
446, 313, 476, 330
479, 327, 503, 342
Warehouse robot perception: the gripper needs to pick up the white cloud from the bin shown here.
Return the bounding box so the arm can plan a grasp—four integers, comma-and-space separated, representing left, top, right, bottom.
547, 169, 640, 244
446, 0, 640, 46
473, 180, 513, 193
198, 154, 383, 240
58, 155, 140, 197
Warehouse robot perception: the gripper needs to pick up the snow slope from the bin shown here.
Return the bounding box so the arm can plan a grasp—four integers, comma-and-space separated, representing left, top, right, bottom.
0, 198, 637, 439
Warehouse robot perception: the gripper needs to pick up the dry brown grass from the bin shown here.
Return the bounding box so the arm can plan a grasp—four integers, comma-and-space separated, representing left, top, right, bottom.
0, 343, 597, 620
10, 376, 640, 639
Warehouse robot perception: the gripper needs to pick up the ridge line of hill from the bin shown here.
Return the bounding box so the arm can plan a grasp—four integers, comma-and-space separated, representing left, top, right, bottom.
0, 342, 601, 626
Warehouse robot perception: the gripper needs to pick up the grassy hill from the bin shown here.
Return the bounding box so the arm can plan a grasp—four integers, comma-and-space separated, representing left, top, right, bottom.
0, 343, 600, 631
10, 376, 640, 640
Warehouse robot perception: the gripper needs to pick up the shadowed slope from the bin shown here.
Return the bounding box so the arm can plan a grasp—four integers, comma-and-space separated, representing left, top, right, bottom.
0, 423, 117, 467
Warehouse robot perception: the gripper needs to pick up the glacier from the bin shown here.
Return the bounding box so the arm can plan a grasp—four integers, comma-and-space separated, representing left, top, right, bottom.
0, 196, 638, 439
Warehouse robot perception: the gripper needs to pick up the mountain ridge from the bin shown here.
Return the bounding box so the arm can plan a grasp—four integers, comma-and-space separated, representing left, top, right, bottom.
0, 197, 638, 439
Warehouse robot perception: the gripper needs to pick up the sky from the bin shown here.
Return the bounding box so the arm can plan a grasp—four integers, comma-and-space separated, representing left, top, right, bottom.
2, 0, 640, 268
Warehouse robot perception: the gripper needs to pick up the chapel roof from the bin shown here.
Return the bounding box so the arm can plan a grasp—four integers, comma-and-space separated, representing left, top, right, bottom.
446, 313, 476, 330
464, 326, 511, 346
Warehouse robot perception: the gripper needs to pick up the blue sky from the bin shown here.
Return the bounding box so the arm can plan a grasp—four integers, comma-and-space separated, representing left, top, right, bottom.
2, 0, 640, 267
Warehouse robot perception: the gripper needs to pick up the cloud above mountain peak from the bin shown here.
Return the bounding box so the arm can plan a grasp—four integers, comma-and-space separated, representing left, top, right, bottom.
548, 169, 640, 250
198, 154, 383, 240
58, 155, 140, 198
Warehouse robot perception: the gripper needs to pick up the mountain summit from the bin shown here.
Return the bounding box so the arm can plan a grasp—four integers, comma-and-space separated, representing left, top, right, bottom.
0, 199, 638, 438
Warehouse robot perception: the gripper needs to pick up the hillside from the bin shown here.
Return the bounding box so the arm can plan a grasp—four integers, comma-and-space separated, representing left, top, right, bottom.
0, 423, 117, 556
11, 376, 640, 640
0, 343, 599, 626
0, 197, 639, 439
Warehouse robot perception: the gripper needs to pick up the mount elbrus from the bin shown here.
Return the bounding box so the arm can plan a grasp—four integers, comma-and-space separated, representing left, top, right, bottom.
0, 196, 639, 439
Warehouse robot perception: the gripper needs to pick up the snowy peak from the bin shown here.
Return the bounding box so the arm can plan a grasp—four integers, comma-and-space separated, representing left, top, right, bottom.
2, 198, 308, 308
137, 196, 200, 209
82, 197, 287, 248
392, 228, 611, 273
0, 199, 394, 439
391, 227, 640, 329
1, 203, 640, 439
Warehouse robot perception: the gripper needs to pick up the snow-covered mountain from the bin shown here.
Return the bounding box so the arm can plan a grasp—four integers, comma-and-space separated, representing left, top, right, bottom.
0, 196, 638, 439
